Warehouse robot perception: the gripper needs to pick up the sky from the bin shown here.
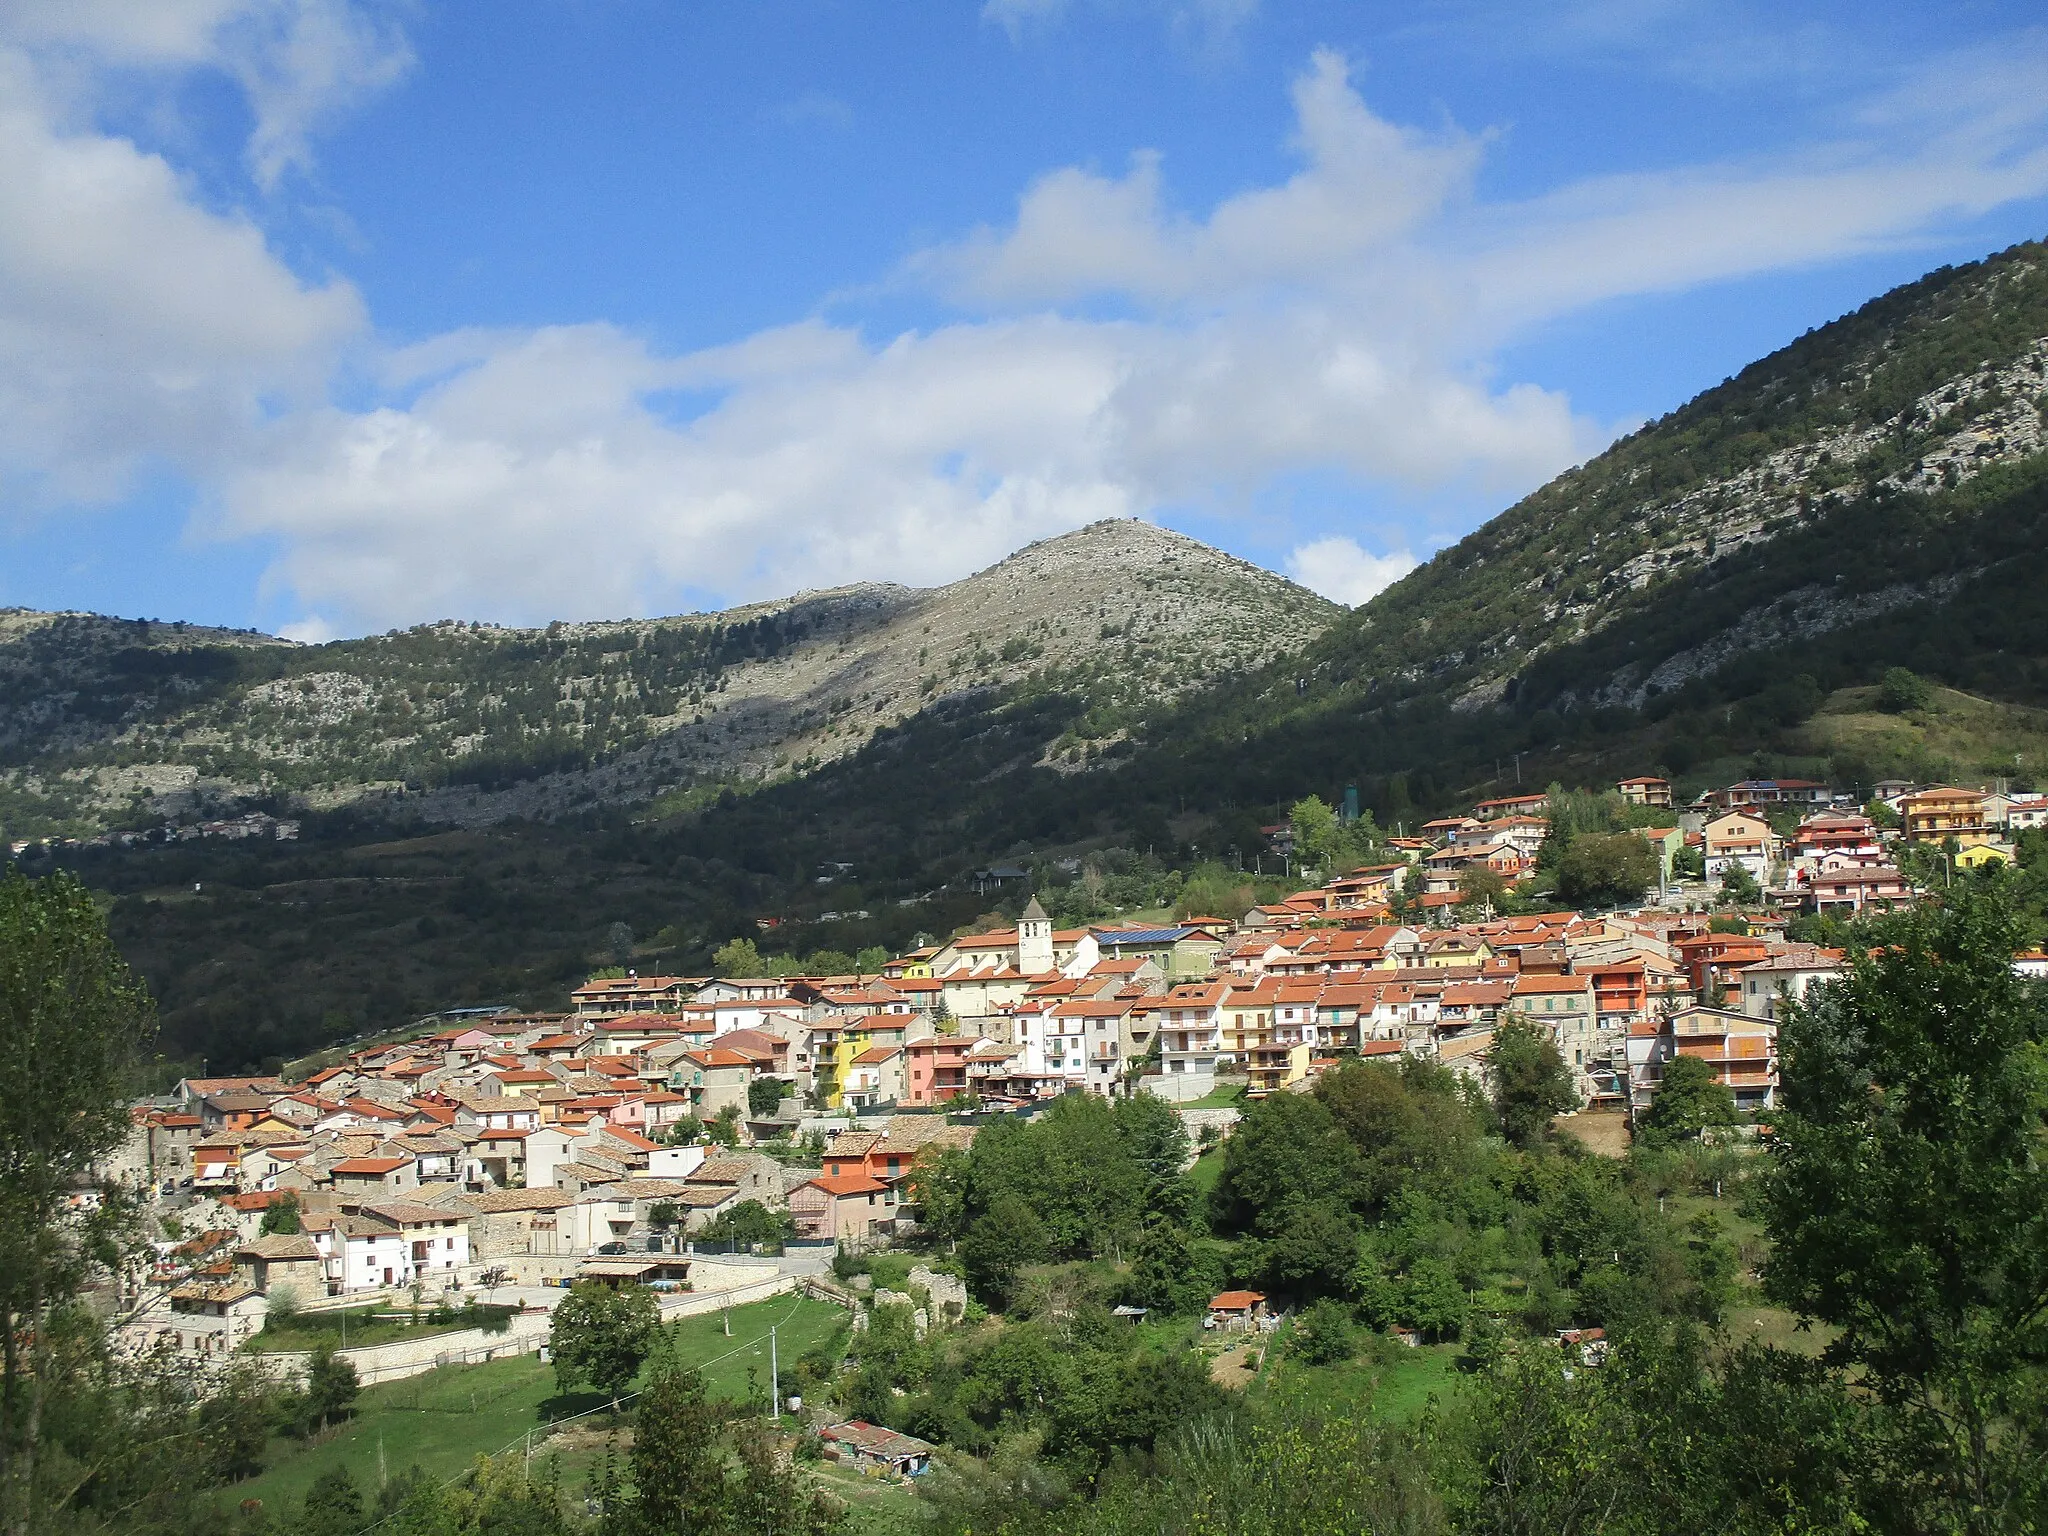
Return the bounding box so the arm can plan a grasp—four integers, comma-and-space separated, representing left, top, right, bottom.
2, 1, 2046, 640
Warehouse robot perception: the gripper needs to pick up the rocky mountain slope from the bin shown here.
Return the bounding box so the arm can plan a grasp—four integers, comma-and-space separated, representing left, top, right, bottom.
1111, 237, 2048, 815
0, 520, 1338, 837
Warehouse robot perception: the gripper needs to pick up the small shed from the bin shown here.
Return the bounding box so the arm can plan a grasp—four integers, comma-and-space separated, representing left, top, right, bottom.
821, 1420, 936, 1477
1205, 1289, 1269, 1332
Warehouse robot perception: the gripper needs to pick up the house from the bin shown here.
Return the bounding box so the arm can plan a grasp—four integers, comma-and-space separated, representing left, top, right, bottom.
1737, 951, 1845, 1021
176, 1076, 285, 1109
1661, 1005, 1778, 1112
1206, 1290, 1269, 1332
902, 1036, 974, 1108
1088, 924, 1223, 978
1956, 841, 2017, 870
1788, 813, 1884, 869
232, 1234, 325, 1298
1508, 974, 1600, 1091
1706, 779, 1830, 811
569, 975, 701, 1017
1703, 812, 1776, 886
330, 1155, 419, 1198
669, 1047, 758, 1118
820, 1421, 936, 1478
354, 1199, 470, 1285
789, 1173, 889, 1241
1616, 776, 1673, 809
162, 1279, 266, 1355
842, 1045, 905, 1108
577, 1256, 692, 1287
1800, 866, 1914, 915
1901, 786, 1993, 847
1149, 979, 1228, 1097
464, 1186, 575, 1258
1473, 793, 1550, 821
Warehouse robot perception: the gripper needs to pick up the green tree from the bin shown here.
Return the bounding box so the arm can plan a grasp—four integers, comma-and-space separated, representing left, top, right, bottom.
960, 1194, 1047, 1303
549, 1282, 660, 1403
1719, 861, 1763, 904
304, 1338, 359, 1430
299, 1465, 365, 1536
699, 1199, 795, 1250
907, 1145, 971, 1244
712, 936, 767, 977
259, 1190, 302, 1236
1636, 1054, 1737, 1147
1262, 1198, 1364, 1302
746, 1076, 785, 1118
196, 1360, 278, 1483
1210, 1091, 1359, 1234
1488, 1019, 1580, 1150
0, 870, 156, 1536
1554, 832, 1658, 908
1759, 887, 2048, 1534
620, 1363, 728, 1536
1878, 665, 1931, 713
1121, 1214, 1209, 1315
1457, 864, 1511, 913
1401, 1256, 1468, 1341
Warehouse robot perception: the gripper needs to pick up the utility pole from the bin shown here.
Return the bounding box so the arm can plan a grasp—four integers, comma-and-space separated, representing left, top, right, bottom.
770, 1326, 780, 1422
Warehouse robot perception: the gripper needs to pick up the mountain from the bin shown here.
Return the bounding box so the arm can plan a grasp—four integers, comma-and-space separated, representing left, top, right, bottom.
0, 519, 1337, 839
1103, 237, 2048, 820
15, 238, 2048, 1074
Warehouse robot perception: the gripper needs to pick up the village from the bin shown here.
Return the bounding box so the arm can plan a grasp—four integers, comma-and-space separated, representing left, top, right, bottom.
105, 770, 2045, 1380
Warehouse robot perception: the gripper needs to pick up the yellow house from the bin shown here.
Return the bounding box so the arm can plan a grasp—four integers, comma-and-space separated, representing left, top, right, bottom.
1956, 842, 2015, 870
1902, 786, 1995, 848
820, 1018, 911, 1109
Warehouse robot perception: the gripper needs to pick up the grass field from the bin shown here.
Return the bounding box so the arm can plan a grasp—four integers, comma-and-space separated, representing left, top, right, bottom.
1186, 1147, 1224, 1201
228, 1295, 852, 1516
1798, 684, 2048, 784
1256, 1339, 1468, 1423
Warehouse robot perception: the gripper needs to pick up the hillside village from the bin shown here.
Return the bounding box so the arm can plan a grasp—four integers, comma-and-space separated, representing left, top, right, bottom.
112, 769, 2046, 1365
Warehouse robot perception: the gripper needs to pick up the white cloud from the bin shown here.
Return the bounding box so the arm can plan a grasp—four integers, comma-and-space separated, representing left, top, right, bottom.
0, 43, 362, 506
212, 41, 2048, 632
7, 23, 2048, 637
982, 0, 1258, 51
928, 50, 1481, 307
277, 613, 337, 643
0, 0, 413, 188
1286, 536, 1417, 607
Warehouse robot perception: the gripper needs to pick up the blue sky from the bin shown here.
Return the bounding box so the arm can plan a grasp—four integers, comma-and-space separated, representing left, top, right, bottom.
2, 1, 2046, 637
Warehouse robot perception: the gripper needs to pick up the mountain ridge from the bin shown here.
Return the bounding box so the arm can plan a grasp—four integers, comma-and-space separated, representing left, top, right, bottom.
0, 518, 1339, 838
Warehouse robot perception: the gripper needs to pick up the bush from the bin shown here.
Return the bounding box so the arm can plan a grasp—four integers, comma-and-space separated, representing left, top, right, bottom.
263, 1285, 302, 1332
1878, 666, 1931, 713
1288, 1299, 1356, 1365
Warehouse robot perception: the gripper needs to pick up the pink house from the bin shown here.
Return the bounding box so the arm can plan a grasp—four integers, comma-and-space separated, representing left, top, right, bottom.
902, 1037, 972, 1107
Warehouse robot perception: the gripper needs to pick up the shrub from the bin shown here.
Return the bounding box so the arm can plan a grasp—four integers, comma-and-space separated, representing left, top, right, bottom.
1288, 1299, 1356, 1365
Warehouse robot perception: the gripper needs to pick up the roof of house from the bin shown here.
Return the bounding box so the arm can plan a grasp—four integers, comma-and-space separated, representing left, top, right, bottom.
331, 1156, 410, 1174
1209, 1289, 1267, 1311
821, 1421, 936, 1458
467, 1187, 572, 1213
803, 1172, 887, 1197
235, 1234, 321, 1261
1512, 973, 1594, 994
